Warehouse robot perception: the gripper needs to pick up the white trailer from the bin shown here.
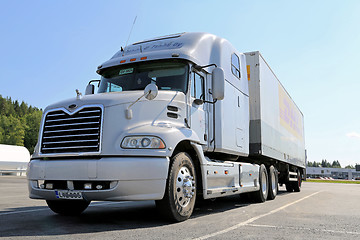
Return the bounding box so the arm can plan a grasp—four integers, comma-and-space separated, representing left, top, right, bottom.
245, 51, 305, 191
27, 32, 305, 221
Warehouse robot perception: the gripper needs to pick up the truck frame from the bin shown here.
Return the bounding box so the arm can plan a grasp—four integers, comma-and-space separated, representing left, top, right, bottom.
27, 32, 305, 222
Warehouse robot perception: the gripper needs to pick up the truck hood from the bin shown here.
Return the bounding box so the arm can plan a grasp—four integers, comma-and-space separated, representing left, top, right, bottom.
33, 90, 188, 158
44, 91, 185, 112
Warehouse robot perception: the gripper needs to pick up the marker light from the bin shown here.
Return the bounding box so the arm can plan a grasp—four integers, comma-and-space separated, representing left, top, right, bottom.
121, 136, 166, 149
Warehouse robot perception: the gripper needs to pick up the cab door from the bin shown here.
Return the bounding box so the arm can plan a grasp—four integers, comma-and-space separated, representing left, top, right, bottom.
190, 71, 208, 146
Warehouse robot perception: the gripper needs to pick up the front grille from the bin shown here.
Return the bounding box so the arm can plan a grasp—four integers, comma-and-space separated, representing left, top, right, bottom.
41, 106, 102, 154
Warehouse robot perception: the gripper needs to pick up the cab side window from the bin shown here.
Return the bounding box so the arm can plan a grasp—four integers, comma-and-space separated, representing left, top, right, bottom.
191, 72, 204, 100
231, 53, 241, 79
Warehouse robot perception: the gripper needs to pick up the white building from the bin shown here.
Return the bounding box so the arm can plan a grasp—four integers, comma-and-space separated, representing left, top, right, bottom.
0, 144, 30, 176
307, 166, 360, 180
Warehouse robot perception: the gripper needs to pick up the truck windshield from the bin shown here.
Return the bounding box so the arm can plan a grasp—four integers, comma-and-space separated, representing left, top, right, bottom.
98, 61, 189, 94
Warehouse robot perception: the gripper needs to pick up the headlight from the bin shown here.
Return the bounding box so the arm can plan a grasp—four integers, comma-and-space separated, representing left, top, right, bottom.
121, 136, 166, 149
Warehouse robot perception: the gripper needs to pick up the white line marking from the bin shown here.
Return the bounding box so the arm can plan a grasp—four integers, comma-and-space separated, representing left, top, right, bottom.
247, 224, 360, 236
192, 191, 321, 240
0, 201, 133, 216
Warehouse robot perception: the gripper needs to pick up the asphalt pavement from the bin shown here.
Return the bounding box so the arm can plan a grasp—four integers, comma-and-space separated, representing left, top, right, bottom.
1, 176, 360, 239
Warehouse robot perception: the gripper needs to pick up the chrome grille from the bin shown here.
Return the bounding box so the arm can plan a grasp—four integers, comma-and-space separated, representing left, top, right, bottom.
41, 106, 102, 154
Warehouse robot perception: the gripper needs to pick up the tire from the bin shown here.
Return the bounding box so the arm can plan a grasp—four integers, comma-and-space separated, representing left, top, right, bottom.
285, 182, 293, 192
250, 164, 268, 203
292, 170, 302, 192
46, 200, 90, 216
156, 152, 196, 222
267, 165, 278, 200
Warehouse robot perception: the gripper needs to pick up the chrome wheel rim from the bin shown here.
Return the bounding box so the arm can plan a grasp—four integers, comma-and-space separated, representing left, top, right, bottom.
175, 166, 195, 208
271, 170, 276, 195
261, 171, 267, 197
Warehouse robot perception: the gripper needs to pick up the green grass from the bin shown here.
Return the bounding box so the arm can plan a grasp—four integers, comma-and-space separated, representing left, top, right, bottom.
306, 179, 360, 184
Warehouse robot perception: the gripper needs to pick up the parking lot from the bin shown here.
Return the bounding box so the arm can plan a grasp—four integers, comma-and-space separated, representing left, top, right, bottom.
1, 176, 360, 239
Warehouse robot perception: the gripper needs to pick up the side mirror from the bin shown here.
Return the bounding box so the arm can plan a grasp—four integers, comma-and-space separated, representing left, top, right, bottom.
144, 83, 158, 100
85, 80, 100, 95
212, 67, 225, 100
85, 84, 95, 95
125, 83, 159, 119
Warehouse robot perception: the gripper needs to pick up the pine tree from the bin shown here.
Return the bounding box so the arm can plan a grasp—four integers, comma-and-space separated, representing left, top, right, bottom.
0, 95, 42, 153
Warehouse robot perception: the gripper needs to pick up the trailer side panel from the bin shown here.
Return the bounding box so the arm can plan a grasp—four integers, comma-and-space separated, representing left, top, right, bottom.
246, 51, 305, 168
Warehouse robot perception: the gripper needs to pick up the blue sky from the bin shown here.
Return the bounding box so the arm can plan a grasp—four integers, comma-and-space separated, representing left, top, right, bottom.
1, 0, 360, 166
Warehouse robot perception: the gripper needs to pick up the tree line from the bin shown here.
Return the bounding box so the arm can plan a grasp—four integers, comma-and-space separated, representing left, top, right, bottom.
307, 159, 355, 169
0, 95, 42, 154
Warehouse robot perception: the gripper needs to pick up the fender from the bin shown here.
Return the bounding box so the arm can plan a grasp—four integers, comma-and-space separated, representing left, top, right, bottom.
118, 123, 203, 157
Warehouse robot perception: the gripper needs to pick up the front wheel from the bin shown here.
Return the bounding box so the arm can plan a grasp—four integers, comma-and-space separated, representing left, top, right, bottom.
46, 200, 90, 215
156, 152, 196, 222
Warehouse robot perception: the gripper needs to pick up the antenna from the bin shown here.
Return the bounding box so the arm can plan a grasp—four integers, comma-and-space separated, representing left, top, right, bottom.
123, 16, 137, 56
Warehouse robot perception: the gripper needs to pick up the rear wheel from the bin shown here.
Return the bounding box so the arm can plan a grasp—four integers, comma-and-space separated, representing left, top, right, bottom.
292, 170, 302, 192
46, 200, 90, 215
156, 152, 196, 222
285, 182, 293, 192
250, 164, 268, 203
267, 165, 278, 200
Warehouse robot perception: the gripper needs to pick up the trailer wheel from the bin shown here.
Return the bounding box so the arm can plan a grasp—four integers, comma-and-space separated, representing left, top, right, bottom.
292, 170, 302, 192
46, 200, 90, 215
285, 182, 293, 192
156, 152, 196, 222
267, 165, 278, 200
250, 164, 268, 203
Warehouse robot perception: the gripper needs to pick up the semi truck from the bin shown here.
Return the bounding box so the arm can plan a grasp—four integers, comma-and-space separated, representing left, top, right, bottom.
27, 32, 305, 222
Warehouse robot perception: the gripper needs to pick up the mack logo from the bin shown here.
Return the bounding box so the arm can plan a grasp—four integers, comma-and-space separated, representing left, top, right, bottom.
68, 104, 77, 109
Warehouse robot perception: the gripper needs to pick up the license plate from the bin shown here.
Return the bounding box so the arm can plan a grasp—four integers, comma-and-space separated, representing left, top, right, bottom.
55, 190, 83, 200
